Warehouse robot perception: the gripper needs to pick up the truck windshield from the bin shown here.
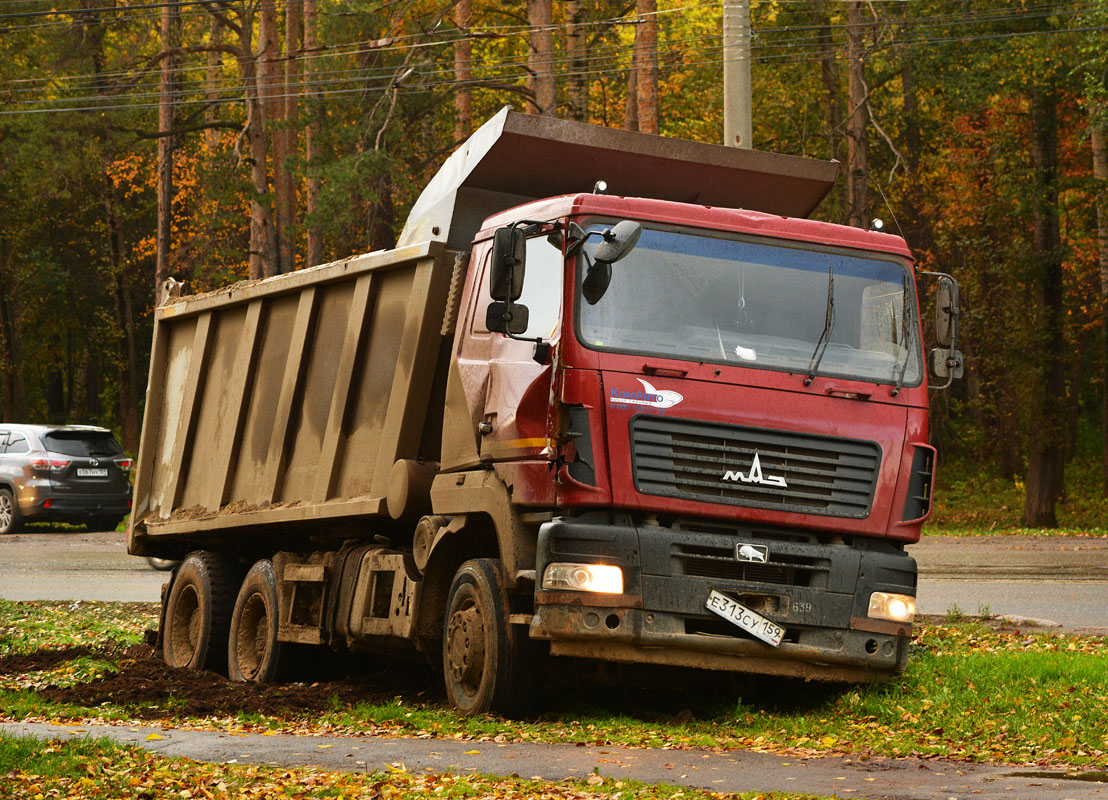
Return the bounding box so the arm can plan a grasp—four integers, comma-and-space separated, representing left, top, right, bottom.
577, 225, 921, 387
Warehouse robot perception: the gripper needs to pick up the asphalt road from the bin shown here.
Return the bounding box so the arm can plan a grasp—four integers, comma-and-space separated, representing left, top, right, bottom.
0, 528, 167, 602
0, 529, 1106, 631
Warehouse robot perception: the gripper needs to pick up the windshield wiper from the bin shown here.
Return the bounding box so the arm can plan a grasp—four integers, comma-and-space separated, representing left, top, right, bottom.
804, 266, 835, 386
891, 274, 912, 396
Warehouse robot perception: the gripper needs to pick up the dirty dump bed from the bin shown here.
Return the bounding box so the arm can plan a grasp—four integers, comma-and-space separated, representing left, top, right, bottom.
129, 241, 454, 552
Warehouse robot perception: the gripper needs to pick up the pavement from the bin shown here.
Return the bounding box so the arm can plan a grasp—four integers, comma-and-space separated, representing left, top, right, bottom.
3, 721, 1107, 800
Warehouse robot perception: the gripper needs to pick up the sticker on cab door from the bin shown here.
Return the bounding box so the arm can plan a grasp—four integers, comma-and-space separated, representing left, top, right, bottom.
609, 378, 683, 415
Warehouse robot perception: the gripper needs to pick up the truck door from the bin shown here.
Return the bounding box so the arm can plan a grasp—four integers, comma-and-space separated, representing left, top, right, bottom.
459, 234, 564, 462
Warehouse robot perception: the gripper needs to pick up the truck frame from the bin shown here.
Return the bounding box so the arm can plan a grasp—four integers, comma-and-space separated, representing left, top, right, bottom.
129, 108, 961, 713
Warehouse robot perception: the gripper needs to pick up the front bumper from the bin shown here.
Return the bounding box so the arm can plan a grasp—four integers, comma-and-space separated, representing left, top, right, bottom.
531, 516, 916, 682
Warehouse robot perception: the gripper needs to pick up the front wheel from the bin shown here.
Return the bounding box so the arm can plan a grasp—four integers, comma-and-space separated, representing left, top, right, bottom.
0, 489, 21, 535
228, 559, 284, 683
442, 558, 534, 716
163, 551, 240, 673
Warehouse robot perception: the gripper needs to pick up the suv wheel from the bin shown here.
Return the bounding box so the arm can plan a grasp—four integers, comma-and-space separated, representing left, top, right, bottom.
0, 488, 21, 535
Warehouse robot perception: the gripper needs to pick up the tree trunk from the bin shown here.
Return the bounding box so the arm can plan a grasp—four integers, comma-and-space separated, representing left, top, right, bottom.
205, 16, 223, 150
103, 184, 142, 454
260, 0, 283, 277
1092, 123, 1108, 495
275, 0, 302, 274
634, 0, 658, 134
813, 0, 846, 221
0, 238, 27, 422
1023, 88, 1066, 528
565, 0, 587, 122
526, 0, 554, 116
845, 1, 868, 228
245, 1, 277, 279
454, 0, 473, 139
155, 0, 180, 304
303, 0, 323, 267
624, 68, 638, 131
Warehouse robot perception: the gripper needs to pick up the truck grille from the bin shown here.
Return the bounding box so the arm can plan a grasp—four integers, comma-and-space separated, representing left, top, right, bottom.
674, 542, 830, 587
630, 416, 881, 518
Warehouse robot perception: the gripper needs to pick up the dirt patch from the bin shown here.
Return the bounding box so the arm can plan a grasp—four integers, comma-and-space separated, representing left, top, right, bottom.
4, 643, 440, 719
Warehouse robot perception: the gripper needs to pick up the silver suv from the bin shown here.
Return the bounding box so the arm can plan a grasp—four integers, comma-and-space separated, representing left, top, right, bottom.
0, 424, 133, 534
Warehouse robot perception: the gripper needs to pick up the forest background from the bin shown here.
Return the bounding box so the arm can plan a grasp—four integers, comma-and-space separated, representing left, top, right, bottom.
0, 0, 1106, 529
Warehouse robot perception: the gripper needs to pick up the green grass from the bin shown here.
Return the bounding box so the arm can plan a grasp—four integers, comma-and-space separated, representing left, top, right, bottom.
0, 734, 826, 800
930, 452, 1108, 535
0, 599, 156, 657
1, 602, 1105, 767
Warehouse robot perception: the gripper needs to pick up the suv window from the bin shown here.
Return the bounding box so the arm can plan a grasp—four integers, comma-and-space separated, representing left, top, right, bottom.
44, 431, 123, 457
5, 434, 29, 455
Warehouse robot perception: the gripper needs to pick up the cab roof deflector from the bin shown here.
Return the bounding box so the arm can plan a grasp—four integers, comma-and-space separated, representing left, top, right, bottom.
397, 106, 841, 250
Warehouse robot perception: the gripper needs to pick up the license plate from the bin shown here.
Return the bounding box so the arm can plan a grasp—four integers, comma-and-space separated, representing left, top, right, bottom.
705, 589, 785, 647
77, 468, 108, 477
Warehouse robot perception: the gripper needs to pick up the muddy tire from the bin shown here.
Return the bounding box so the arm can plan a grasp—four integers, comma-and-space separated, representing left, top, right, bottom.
0, 488, 21, 535
163, 551, 240, 673
228, 559, 285, 683
442, 558, 533, 716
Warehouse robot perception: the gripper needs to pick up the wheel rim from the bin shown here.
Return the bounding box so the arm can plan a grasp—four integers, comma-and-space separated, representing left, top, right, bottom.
446, 595, 487, 697
235, 592, 269, 681
0, 495, 11, 530
169, 585, 201, 665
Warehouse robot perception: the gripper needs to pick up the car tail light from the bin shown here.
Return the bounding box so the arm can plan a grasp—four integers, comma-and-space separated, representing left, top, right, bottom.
30, 457, 71, 472
115, 458, 133, 472
43, 499, 53, 508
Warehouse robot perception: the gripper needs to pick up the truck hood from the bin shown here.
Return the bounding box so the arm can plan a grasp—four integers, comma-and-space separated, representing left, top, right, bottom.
600, 369, 909, 539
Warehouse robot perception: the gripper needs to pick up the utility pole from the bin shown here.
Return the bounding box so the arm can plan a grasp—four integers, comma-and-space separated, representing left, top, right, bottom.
722, 0, 752, 148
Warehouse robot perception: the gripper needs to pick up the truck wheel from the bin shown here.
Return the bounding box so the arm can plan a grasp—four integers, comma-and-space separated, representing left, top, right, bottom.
163, 551, 239, 673
228, 559, 284, 683
442, 558, 533, 716
0, 489, 21, 535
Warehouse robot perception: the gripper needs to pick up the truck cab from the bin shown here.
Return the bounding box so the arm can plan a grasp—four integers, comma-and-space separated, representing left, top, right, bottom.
448, 192, 931, 683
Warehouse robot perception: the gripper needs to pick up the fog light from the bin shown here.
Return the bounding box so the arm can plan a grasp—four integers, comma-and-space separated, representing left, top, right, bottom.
542, 562, 623, 594
868, 591, 916, 623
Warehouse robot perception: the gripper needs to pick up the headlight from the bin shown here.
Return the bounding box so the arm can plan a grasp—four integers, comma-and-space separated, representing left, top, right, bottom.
542, 562, 623, 594
868, 591, 916, 623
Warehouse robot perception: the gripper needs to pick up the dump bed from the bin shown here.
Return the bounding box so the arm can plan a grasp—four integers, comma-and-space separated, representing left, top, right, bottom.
128, 242, 454, 554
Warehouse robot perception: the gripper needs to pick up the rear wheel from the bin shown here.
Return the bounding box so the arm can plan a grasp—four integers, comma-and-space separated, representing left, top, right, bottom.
0, 489, 20, 535
163, 551, 240, 673
228, 559, 284, 683
442, 558, 534, 715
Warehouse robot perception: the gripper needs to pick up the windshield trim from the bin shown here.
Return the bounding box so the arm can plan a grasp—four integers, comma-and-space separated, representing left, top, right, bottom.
572, 218, 923, 390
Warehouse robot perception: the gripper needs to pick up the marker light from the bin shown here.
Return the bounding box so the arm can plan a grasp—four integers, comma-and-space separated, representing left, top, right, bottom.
868, 591, 916, 623
542, 562, 623, 594
592, 180, 608, 195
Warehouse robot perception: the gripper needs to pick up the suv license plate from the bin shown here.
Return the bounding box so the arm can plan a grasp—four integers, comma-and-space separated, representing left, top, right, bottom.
77, 468, 108, 477
705, 589, 785, 647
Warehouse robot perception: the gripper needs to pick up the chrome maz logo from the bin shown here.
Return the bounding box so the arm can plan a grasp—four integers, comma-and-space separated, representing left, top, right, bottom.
736, 544, 769, 563
722, 452, 787, 488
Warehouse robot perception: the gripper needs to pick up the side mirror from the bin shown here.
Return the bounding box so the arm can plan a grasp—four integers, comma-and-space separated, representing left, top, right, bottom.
582, 262, 612, 306
935, 275, 959, 348
592, 220, 642, 265
929, 348, 964, 381
486, 301, 529, 335
490, 227, 525, 301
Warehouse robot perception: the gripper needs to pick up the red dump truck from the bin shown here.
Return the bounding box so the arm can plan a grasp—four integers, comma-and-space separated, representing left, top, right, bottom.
129, 108, 961, 714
